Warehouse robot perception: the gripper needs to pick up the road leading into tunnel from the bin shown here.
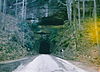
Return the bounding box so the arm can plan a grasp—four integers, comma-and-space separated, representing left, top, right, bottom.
12, 54, 90, 72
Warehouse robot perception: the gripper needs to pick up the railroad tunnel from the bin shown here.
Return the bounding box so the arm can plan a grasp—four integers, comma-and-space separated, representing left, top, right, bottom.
39, 34, 51, 54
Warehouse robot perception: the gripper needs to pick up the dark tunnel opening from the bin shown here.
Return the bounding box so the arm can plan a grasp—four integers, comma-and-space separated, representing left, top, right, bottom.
39, 39, 51, 54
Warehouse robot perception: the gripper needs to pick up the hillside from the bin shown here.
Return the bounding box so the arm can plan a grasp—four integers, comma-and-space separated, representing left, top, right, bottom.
0, 13, 35, 61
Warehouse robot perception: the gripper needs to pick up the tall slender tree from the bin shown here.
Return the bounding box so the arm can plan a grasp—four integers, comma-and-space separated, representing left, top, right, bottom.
0, 0, 2, 12
45, 3, 49, 17
3, 0, 6, 14
22, 0, 27, 20
66, 0, 73, 25
93, 0, 99, 50
78, 0, 81, 29
22, 0, 25, 20
2, 0, 6, 30
15, 0, 18, 18
82, 0, 85, 21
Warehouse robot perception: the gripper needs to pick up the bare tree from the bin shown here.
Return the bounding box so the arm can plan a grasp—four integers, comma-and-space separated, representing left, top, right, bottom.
3, 0, 6, 14
93, 0, 99, 50
77, 0, 81, 29
82, 0, 85, 21
45, 3, 49, 17
15, 0, 18, 18
0, 0, 2, 12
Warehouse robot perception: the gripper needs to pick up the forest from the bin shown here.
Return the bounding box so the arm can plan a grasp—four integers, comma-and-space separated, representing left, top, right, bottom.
0, 0, 100, 72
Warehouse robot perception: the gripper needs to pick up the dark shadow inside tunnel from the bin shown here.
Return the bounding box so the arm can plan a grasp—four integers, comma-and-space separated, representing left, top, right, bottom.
39, 39, 51, 54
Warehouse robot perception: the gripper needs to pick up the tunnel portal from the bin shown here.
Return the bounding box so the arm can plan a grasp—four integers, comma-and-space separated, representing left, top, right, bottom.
39, 39, 51, 54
